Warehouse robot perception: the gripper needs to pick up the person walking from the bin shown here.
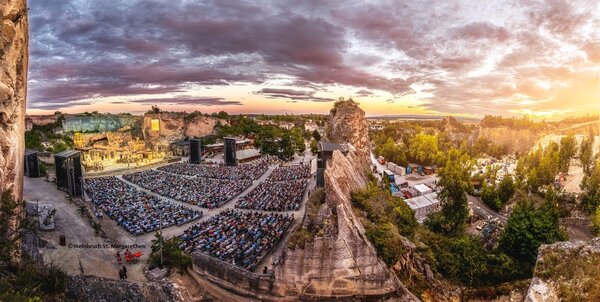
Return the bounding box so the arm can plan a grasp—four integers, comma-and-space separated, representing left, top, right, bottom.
122, 265, 128, 279
118, 267, 124, 280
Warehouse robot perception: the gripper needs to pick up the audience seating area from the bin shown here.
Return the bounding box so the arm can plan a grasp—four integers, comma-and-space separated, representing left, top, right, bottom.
84, 176, 202, 235
267, 164, 311, 181
157, 156, 275, 180
123, 170, 251, 209
235, 179, 308, 211
178, 209, 293, 271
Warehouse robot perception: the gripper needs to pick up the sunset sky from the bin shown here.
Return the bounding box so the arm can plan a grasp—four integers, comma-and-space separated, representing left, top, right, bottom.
27, 0, 600, 118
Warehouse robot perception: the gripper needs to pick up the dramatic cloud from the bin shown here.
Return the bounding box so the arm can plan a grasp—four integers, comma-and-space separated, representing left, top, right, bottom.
27, 0, 600, 117
132, 96, 242, 106
256, 88, 334, 102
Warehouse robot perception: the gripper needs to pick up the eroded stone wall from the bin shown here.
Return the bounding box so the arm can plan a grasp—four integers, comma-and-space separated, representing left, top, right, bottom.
1, 0, 28, 201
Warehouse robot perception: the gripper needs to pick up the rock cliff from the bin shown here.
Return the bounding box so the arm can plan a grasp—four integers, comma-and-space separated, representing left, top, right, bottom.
25, 114, 59, 129
62, 114, 141, 133
273, 100, 418, 300
65, 276, 184, 302
0, 0, 28, 201
143, 112, 225, 146
325, 99, 370, 154
525, 238, 600, 302
469, 126, 543, 154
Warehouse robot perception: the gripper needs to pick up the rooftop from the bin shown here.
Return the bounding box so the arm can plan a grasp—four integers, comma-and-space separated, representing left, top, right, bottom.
54, 150, 81, 158
414, 184, 432, 194
405, 192, 439, 210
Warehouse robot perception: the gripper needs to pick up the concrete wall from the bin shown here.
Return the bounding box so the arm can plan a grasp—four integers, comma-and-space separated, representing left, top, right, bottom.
191, 252, 276, 298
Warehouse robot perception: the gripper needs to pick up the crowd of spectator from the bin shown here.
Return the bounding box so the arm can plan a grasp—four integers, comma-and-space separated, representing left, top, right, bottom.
178, 209, 293, 271
236, 179, 308, 211
84, 176, 202, 235
123, 170, 251, 208
157, 156, 278, 180
267, 164, 311, 181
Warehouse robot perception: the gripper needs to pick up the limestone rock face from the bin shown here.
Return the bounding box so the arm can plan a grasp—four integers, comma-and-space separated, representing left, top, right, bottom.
273, 100, 418, 300
65, 276, 183, 302
143, 112, 224, 146
525, 238, 600, 302
325, 100, 370, 154
469, 126, 543, 154
274, 151, 417, 300
184, 114, 224, 138
0, 0, 28, 201
62, 114, 140, 133
25, 114, 59, 129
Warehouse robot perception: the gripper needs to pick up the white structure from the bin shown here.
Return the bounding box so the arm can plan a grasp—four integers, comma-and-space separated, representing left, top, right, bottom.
387, 162, 406, 176
304, 121, 319, 132
405, 192, 440, 223
414, 184, 433, 196
279, 122, 295, 130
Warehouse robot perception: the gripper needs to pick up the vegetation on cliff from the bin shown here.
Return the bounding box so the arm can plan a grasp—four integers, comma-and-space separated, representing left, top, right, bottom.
480, 115, 547, 131
531, 238, 600, 302
287, 188, 326, 249
351, 180, 417, 265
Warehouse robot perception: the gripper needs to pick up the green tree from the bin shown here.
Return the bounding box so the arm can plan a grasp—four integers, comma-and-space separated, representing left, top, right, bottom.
581, 159, 600, 213
481, 182, 501, 211
519, 143, 560, 192
580, 131, 596, 176
593, 207, 600, 236
24, 131, 43, 150
376, 138, 407, 166
498, 197, 566, 271
426, 148, 470, 236
408, 133, 438, 165
365, 223, 406, 266
149, 232, 192, 272
212, 110, 229, 120
497, 176, 515, 204
279, 132, 295, 159
290, 128, 306, 154
310, 139, 318, 154
558, 134, 577, 174
311, 130, 321, 141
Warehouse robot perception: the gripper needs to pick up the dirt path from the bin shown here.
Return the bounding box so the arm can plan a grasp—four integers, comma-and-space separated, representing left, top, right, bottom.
24, 178, 148, 282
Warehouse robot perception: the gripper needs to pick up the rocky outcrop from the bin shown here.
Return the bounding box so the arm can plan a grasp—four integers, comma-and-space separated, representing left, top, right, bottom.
185, 114, 224, 138
0, 0, 28, 201
65, 276, 184, 302
143, 112, 224, 146
273, 100, 418, 301
62, 114, 141, 133
25, 114, 59, 130
525, 238, 600, 302
325, 100, 370, 154
274, 151, 416, 300
469, 126, 543, 154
